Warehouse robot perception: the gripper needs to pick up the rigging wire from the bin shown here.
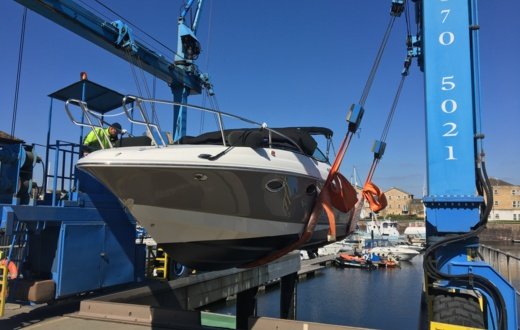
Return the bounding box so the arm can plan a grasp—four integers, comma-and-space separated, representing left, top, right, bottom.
203, 0, 214, 73
363, 74, 408, 186
404, 0, 412, 37
360, 3, 410, 213
199, 0, 215, 134
380, 74, 406, 143
359, 16, 397, 106
10, 8, 28, 138
124, 49, 154, 129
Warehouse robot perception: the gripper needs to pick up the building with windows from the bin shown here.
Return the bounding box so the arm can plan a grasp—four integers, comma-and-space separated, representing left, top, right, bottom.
489, 178, 520, 221
380, 187, 414, 217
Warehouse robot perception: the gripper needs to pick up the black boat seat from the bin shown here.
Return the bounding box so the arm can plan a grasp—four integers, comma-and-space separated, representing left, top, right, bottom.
115, 136, 152, 147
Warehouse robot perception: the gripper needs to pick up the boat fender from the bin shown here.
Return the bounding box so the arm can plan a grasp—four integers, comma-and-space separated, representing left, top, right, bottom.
362, 181, 388, 212
0, 259, 18, 279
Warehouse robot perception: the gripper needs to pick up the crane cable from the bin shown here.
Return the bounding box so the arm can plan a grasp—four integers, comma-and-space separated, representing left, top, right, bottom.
362, 66, 409, 211
199, 0, 218, 134
123, 49, 164, 134
359, 15, 398, 106
10, 8, 28, 138
360, 2, 411, 213
340, 11, 404, 190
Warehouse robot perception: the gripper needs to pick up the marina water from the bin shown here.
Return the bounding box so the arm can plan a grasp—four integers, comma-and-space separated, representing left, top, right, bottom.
208, 255, 425, 329
208, 242, 520, 329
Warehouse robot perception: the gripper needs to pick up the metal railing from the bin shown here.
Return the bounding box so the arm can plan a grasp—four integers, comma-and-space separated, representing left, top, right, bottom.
480, 244, 520, 295
120, 95, 305, 153
65, 99, 115, 150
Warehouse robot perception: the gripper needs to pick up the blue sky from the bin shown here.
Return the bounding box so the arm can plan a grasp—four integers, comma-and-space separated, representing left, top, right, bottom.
1, 1, 519, 196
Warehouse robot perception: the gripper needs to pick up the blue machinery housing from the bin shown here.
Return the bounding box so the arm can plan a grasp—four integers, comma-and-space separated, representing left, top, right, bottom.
0, 80, 145, 301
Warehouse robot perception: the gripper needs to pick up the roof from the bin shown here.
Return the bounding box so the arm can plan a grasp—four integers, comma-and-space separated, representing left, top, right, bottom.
385, 187, 413, 196
0, 130, 24, 144
48, 79, 125, 114
489, 178, 514, 186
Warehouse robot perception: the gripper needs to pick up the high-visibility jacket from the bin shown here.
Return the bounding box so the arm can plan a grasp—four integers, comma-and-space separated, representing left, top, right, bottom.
83, 127, 115, 149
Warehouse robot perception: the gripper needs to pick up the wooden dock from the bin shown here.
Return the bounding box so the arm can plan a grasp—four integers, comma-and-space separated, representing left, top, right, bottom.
299, 254, 336, 277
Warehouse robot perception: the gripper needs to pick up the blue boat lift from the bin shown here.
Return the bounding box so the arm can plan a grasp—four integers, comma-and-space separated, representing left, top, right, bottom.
0, 78, 145, 303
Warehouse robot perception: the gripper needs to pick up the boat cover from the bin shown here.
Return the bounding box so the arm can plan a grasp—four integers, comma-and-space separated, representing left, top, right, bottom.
178, 127, 332, 156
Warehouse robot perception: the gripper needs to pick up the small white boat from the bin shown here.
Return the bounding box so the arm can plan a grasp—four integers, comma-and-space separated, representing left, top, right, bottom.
403, 221, 426, 240
368, 245, 420, 261
365, 217, 401, 241
317, 239, 356, 256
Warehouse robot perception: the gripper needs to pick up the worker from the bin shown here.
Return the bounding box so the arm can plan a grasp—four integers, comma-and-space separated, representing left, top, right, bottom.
83, 122, 123, 155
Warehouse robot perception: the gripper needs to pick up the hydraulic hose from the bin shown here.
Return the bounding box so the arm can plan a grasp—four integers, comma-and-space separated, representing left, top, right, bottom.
423, 154, 506, 329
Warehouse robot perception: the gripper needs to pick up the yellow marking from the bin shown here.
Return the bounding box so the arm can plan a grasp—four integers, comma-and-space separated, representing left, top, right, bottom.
0, 264, 8, 317
478, 295, 484, 312
0, 251, 7, 317
430, 321, 484, 330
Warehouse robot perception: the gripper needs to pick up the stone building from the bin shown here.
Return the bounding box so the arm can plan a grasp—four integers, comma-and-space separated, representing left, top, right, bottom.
489, 178, 520, 221
380, 187, 414, 217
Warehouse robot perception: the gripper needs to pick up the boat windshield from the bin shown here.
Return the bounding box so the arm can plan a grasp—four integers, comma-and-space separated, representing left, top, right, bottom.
312, 147, 329, 163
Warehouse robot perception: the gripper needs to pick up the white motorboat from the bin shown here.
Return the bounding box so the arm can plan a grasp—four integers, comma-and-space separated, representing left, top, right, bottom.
71, 96, 360, 270
365, 217, 401, 241
403, 221, 426, 240
317, 239, 357, 256
367, 244, 420, 261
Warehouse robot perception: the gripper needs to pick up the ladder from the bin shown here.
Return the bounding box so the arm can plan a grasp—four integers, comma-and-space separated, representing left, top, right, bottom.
145, 246, 169, 280
154, 248, 169, 280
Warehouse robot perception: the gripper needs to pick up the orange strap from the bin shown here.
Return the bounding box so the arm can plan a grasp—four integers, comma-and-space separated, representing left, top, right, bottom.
320, 172, 358, 238
326, 172, 358, 213
1, 259, 18, 279
241, 131, 358, 268
242, 171, 358, 268
362, 181, 387, 213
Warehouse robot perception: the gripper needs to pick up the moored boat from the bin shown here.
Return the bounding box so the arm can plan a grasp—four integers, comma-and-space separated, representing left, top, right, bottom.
334, 253, 377, 270
367, 245, 420, 261
365, 217, 401, 240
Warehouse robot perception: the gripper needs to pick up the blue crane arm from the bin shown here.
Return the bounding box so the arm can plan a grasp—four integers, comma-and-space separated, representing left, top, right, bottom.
179, 0, 203, 33
15, 0, 205, 95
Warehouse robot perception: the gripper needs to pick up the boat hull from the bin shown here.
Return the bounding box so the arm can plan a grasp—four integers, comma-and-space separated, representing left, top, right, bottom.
77, 145, 356, 270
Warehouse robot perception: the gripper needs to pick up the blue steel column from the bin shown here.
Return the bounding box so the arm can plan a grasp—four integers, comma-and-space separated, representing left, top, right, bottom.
43, 98, 53, 193
172, 86, 189, 140
422, 0, 482, 233
420, 1, 517, 328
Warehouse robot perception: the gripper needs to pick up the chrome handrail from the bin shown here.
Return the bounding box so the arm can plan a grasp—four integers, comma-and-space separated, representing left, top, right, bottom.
65, 99, 113, 149
122, 96, 166, 147
121, 95, 305, 154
